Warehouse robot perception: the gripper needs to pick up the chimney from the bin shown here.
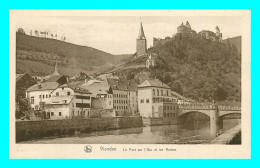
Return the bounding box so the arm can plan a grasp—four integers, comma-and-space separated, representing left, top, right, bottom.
38, 83, 42, 89
66, 76, 69, 82
85, 79, 88, 83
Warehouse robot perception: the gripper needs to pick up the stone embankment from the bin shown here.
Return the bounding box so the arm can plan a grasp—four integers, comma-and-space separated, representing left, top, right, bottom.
211, 124, 241, 144
16, 116, 143, 142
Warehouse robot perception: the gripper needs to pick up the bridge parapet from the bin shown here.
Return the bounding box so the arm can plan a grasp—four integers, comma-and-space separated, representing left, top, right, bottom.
179, 103, 241, 111
218, 105, 241, 111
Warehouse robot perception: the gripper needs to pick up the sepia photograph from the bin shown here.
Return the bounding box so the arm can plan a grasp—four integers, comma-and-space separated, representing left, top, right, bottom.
9, 10, 251, 159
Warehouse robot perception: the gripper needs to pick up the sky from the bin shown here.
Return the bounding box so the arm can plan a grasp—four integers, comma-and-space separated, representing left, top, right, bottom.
16, 15, 241, 55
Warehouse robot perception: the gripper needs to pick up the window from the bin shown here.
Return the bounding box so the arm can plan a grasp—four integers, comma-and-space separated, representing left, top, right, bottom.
146, 99, 149, 103
43, 95, 45, 99
39, 95, 41, 98
56, 92, 59, 96
31, 97, 34, 104
59, 112, 62, 116
140, 99, 144, 103
167, 90, 169, 96
67, 92, 70, 96
62, 87, 64, 90
164, 106, 166, 110
46, 94, 48, 98
49, 94, 51, 98
167, 106, 169, 110
161, 90, 163, 96
157, 89, 159, 96
51, 112, 54, 116
153, 89, 155, 96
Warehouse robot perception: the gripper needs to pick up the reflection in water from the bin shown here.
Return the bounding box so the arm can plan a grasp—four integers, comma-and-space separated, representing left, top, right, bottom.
23, 119, 241, 144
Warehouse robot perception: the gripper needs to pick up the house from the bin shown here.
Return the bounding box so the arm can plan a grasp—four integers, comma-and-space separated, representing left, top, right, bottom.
44, 84, 92, 119
26, 82, 60, 110
138, 79, 178, 118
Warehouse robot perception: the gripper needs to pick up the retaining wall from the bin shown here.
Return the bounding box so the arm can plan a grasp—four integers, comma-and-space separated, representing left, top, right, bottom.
211, 124, 241, 144
16, 116, 143, 142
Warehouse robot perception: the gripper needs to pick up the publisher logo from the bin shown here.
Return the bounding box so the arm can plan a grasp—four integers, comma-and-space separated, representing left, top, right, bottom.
84, 145, 92, 153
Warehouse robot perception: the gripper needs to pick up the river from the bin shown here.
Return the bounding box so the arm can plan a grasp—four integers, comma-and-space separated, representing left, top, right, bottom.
22, 119, 241, 144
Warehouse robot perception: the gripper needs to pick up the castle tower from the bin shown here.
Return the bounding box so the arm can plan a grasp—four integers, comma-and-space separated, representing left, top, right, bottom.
186, 21, 191, 29
136, 22, 147, 56
215, 26, 222, 42
215, 26, 220, 36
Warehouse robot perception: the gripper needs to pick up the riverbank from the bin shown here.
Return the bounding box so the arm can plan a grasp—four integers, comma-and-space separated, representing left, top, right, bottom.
211, 124, 241, 144
16, 116, 143, 142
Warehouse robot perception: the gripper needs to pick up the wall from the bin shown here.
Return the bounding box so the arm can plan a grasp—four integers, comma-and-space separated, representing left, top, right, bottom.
138, 88, 152, 117
113, 90, 129, 116
136, 38, 147, 56
16, 116, 143, 142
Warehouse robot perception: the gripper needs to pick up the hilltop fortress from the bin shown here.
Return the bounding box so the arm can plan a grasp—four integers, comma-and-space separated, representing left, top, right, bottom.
153, 21, 223, 47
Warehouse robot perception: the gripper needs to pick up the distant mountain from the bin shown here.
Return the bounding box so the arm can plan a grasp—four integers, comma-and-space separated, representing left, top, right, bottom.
16, 34, 131, 76
110, 35, 241, 103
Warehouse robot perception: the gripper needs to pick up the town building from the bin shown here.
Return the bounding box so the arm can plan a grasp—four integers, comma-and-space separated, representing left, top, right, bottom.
81, 79, 113, 110
26, 82, 60, 110
138, 79, 178, 118
16, 73, 37, 112
45, 84, 91, 119
100, 77, 138, 117
25, 62, 67, 110
146, 54, 155, 68
136, 22, 147, 57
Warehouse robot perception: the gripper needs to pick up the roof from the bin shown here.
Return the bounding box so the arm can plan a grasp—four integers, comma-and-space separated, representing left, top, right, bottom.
59, 84, 91, 94
137, 22, 146, 39
16, 74, 25, 82
46, 75, 64, 82
45, 96, 74, 105
81, 82, 111, 97
138, 79, 170, 89
106, 78, 138, 91
26, 82, 59, 92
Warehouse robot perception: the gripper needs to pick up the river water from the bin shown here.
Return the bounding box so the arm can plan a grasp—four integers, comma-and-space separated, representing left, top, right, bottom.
23, 119, 241, 144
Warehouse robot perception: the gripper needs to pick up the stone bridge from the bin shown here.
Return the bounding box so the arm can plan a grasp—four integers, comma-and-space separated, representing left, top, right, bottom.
178, 103, 241, 137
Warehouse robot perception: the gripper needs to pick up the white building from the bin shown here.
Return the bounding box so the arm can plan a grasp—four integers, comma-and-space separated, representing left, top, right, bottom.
26, 82, 60, 110
138, 79, 177, 118
146, 54, 155, 68
45, 84, 92, 119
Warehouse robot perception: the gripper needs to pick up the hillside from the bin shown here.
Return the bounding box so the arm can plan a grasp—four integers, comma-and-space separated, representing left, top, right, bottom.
112, 35, 241, 103
16, 34, 131, 76
223, 36, 241, 55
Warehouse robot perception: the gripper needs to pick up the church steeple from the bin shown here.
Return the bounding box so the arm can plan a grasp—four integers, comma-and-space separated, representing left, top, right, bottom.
136, 20, 147, 56
51, 60, 60, 76
138, 22, 146, 39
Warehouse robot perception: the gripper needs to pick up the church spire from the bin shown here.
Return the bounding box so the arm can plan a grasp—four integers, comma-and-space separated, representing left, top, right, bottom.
51, 60, 60, 76
138, 22, 146, 39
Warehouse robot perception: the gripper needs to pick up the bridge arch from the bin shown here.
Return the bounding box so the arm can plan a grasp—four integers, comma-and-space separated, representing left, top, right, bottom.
178, 110, 211, 118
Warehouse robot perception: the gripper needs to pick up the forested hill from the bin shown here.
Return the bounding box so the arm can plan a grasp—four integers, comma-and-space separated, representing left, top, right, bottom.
115, 35, 241, 103
149, 35, 241, 102
16, 34, 130, 76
